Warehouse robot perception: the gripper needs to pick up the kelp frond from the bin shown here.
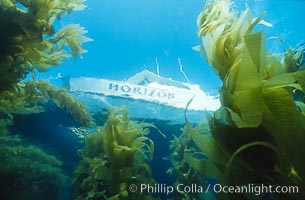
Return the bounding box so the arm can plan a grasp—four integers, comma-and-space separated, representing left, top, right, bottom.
194, 0, 305, 198
0, 81, 45, 115
0, 79, 94, 127
102, 106, 155, 170
0, 0, 92, 91
71, 106, 156, 199
52, 24, 93, 58
36, 80, 94, 127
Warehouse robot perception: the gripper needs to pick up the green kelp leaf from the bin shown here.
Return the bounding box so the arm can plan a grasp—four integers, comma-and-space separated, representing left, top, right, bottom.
196, 0, 305, 197
264, 54, 287, 78
52, 24, 93, 58
212, 107, 234, 127
263, 73, 296, 89
247, 11, 267, 34
132, 163, 153, 180
263, 87, 304, 131
212, 24, 225, 54
232, 87, 264, 128
132, 136, 154, 160
118, 128, 140, 146
224, 58, 241, 94
230, 6, 252, 42
224, 45, 262, 98
185, 98, 226, 172
36, 80, 94, 127
263, 87, 305, 181
197, 0, 233, 37
147, 138, 155, 160
0, 81, 45, 115
184, 151, 222, 179
0, 0, 91, 93
291, 70, 305, 91
186, 116, 229, 174
102, 106, 156, 190
89, 157, 112, 182
120, 164, 154, 187
18, 0, 53, 19
201, 33, 214, 65
112, 145, 137, 169
197, 0, 236, 80
233, 50, 262, 91
73, 107, 156, 199
28, 49, 69, 72
186, 118, 212, 156
282, 48, 304, 73
184, 96, 210, 155
244, 31, 266, 72
226, 107, 257, 128
82, 128, 104, 158
222, 42, 267, 128
50, 0, 87, 23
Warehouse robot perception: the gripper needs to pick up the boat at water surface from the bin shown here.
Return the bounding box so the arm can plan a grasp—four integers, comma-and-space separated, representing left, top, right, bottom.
69, 70, 220, 123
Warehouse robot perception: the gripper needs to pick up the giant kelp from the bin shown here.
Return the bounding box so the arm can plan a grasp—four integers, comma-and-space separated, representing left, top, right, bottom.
0, 0, 92, 91
0, 80, 94, 128
0, 0, 93, 199
0, 0, 93, 127
71, 106, 157, 200
184, 0, 305, 199
166, 120, 215, 200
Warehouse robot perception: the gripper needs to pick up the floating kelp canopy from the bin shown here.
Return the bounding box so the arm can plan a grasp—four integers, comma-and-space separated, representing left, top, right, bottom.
182, 0, 305, 199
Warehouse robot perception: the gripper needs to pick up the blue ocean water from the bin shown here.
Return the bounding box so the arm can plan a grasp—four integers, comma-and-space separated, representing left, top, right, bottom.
7, 0, 305, 200
42, 0, 305, 92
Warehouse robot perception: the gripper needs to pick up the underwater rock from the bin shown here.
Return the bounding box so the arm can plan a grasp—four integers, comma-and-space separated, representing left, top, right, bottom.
0, 135, 67, 200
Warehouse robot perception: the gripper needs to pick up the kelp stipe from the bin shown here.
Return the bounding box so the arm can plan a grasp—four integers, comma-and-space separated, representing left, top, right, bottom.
71, 106, 157, 200
188, 0, 305, 199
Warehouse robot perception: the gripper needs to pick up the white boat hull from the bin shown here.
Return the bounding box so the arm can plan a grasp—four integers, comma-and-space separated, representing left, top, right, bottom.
69, 77, 220, 112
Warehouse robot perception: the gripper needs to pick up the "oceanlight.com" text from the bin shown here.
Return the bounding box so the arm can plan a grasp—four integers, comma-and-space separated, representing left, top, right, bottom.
133, 183, 299, 196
